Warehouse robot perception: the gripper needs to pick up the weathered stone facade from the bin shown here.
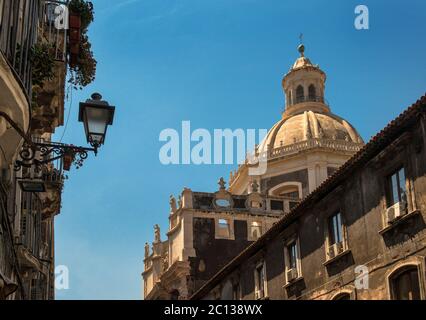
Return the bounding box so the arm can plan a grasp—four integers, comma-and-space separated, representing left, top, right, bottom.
0, 0, 74, 300
143, 187, 293, 299
191, 95, 426, 300
143, 46, 365, 300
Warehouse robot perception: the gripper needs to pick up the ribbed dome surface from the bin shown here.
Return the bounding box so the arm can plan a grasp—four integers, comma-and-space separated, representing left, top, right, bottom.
259, 111, 364, 152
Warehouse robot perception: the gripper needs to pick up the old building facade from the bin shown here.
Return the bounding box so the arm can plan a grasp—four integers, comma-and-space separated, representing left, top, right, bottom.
143, 45, 367, 299
143, 184, 298, 299
191, 95, 426, 300
1, 0, 96, 300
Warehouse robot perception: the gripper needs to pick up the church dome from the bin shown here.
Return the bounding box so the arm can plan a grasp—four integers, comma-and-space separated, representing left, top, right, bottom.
258, 110, 363, 152
258, 44, 364, 154
229, 43, 365, 194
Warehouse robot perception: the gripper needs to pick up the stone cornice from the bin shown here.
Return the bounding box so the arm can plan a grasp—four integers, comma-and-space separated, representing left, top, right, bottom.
230, 138, 364, 187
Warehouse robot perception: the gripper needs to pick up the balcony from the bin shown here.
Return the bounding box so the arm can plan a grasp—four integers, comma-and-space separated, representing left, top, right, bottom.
31, 1, 69, 134
0, 0, 43, 96
39, 1, 69, 62
0, 0, 42, 167
288, 95, 329, 107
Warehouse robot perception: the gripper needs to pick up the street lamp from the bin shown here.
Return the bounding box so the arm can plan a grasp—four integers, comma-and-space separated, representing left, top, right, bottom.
78, 93, 115, 151
18, 179, 46, 193
0, 92, 116, 172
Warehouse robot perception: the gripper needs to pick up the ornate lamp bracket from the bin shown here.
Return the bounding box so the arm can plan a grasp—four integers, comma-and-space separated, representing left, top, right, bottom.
14, 142, 97, 172
0, 111, 97, 172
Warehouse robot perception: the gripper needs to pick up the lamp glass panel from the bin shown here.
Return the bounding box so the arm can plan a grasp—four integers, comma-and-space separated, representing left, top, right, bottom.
85, 106, 110, 134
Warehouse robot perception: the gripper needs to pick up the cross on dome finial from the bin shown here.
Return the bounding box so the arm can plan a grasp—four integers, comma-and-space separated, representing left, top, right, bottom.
298, 33, 305, 57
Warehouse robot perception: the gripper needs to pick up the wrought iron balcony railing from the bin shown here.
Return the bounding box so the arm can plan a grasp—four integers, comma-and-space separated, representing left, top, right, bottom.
39, 1, 69, 61
0, 0, 42, 97
0, 1, 69, 98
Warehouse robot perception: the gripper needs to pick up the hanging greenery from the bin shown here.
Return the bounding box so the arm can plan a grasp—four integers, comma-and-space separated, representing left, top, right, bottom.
68, 0, 97, 89
68, 34, 97, 89
30, 42, 55, 88
29, 42, 56, 108
68, 0, 94, 32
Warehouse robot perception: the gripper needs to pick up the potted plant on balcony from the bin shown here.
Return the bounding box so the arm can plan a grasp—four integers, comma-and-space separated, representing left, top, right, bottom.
68, 13, 81, 56
29, 42, 55, 109
69, 0, 94, 31
69, 11, 81, 30
67, 0, 97, 89
31, 43, 55, 88
68, 0, 92, 63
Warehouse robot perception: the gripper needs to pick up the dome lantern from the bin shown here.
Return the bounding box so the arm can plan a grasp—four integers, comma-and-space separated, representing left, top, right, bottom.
282, 44, 328, 117
229, 40, 365, 195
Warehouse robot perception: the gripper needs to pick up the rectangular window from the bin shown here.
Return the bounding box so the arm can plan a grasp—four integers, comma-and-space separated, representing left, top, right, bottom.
216, 218, 231, 238
255, 262, 266, 299
326, 212, 347, 260
387, 167, 407, 207
270, 200, 284, 211
284, 238, 301, 284
328, 212, 343, 245
249, 221, 262, 241
218, 219, 228, 227
287, 241, 298, 270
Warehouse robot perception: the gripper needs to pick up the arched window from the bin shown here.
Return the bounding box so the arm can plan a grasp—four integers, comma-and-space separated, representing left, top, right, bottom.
272, 186, 299, 199
390, 266, 421, 300
268, 182, 302, 199
333, 293, 351, 300
249, 221, 262, 240
296, 85, 304, 103
308, 84, 316, 100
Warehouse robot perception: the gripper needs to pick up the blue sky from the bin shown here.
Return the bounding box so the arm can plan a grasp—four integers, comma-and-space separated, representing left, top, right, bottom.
54, 0, 426, 299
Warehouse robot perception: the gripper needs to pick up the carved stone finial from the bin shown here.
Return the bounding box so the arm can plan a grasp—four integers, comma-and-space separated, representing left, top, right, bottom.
178, 195, 182, 208
154, 224, 161, 243
251, 180, 259, 193
169, 195, 177, 212
144, 242, 150, 258
218, 177, 226, 190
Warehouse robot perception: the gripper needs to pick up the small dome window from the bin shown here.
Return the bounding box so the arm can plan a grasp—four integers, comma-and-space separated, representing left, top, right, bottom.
308, 84, 316, 100
296, 85, 304, 103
